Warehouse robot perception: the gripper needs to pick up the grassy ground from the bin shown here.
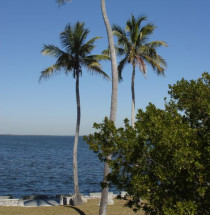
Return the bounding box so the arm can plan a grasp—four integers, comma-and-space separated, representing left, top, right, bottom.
0, 199, 144, 215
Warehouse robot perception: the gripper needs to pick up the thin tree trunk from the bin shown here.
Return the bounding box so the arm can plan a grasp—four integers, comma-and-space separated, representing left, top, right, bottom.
72, 72, 83, 205
131, 64, 135, 127
100, 0, 118, 215
101, 0, 118, 122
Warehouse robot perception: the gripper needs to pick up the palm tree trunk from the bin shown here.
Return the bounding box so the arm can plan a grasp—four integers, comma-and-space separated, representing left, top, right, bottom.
131, 64, 135, 127
100, 0, 118, 215
72, 72, 83, 205
101, 0, 118, 122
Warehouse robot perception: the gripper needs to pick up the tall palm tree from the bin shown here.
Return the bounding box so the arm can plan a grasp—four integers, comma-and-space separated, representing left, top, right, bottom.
113, 15, 167, 127
40, 22, 109, 205
100, 1, 118, 215
55, 1, 118, 214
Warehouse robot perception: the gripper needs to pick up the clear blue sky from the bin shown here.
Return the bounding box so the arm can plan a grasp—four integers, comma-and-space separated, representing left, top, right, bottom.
0, 0, 210, 135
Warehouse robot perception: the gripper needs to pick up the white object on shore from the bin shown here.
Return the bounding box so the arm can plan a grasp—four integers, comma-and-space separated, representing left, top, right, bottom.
96, 192, 114, 205
90, 192, 113, 198
81, 196, 88, 203
0, 199, 24, 207
120, 191, 128, 198
61, 192, 115, 205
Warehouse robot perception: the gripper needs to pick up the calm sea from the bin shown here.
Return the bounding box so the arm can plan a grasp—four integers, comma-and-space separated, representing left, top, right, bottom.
0, 135, 114, 198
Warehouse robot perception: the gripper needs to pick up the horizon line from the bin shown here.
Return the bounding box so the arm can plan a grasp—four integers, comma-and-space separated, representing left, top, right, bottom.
0, 134, 88, 137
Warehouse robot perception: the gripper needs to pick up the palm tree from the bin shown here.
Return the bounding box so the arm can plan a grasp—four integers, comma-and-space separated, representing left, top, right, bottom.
55, 1, 118, 213
40, 22, 109, 205
113, 15, 167, 127
100, 1, 118, 215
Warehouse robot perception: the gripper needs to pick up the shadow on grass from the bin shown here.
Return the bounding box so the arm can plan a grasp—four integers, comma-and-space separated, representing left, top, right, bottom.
24, 199, 59, 207
65, 206, 86, 215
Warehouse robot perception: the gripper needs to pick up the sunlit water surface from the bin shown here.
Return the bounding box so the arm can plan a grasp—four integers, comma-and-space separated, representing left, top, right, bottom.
0, 135, 115, 198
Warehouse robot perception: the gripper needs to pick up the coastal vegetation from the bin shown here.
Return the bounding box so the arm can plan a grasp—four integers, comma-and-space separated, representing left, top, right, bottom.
40, 22, 109, 205
85, 73, 210, 215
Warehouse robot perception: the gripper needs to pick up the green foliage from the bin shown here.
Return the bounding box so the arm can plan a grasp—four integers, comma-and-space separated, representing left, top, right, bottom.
112, 15, 167, 78
40, 22, 109, 81
84, 73, 210, 215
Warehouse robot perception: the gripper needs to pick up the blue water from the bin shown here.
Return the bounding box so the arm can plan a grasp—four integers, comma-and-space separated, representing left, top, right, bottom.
0, 135, 113, 198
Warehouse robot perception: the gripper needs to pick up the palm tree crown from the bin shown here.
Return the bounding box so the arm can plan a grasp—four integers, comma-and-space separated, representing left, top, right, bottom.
40, 22, 109, 81
113, 15, 167, 79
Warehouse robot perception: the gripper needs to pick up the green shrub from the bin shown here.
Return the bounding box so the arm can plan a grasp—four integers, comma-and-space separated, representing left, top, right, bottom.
84, 73, 210, 214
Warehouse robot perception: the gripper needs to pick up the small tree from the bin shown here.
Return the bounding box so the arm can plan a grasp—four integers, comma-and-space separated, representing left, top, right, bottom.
84, 72, 210, 214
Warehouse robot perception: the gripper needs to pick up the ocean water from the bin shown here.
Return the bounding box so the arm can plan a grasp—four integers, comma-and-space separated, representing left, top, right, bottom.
0, 135, 113, 198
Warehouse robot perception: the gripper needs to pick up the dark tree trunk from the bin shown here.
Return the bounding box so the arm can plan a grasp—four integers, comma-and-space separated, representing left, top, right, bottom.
131, 64, 135, 127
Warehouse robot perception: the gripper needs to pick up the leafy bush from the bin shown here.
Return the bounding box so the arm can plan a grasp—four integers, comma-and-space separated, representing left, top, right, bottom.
84, 73, 210, 214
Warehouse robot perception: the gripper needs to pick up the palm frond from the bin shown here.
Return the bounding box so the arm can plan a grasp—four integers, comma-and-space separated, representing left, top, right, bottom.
79, 28, 90, 45
41, 45, 64, 58
56, 53, 75, 74
118, 56, 129, 82
82, 55, 110, 80
86, 65, 110, 80
156, 55, 167, 68
88, 54, 110, 61
113, 25, 131, 48
39, 64, 62, 82
102, 48, 110, 56
138, 45, 160, 60
60, 23, 74, 52
75, 22, 89, 46
140, 23, 156, 41
146, 41, 168, 48
136, 16, 147, 28
126, 15, 147, 44
113, 24, 125, 35
102, 46, 125, 57
80, 37, 101, 55
125, 14, 147, 32
138, 44, 167, 75
143, 55, 166, 75
88, 61, 101, 68
83, 37, 101, 46
138, 45, 156, 58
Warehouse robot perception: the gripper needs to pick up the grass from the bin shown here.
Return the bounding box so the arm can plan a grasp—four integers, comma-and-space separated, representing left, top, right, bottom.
0, 198, 144, 215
